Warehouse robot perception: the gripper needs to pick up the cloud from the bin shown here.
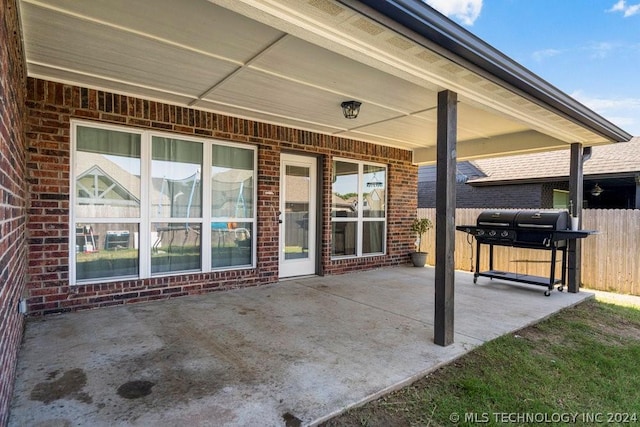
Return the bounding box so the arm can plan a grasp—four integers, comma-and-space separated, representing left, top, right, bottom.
608, 0, 626, 11
532, 48, 563, 62
626, 4, 640, 16
424, 0, 483, 25
572, 90, 640, 110
572, 90, 640, 135
587, 42, 616, 59
532, 42, 621, 63
607, 0, 640, 17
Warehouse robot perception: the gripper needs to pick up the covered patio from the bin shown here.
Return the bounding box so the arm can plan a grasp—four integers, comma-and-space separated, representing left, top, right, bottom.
1, 0, 632, 423
10, 267, 591, 426
14, 0, 631, 346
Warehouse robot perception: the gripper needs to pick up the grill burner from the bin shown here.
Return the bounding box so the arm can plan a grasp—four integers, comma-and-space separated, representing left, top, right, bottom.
456, 210, 593, 296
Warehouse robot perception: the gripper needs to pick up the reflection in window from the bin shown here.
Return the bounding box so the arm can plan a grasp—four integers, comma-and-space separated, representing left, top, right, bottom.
363, 164, 386, 219
151, 222, 201, 274
332, 161, 359, 218
332, 222, 357, 256
284, 165, 310, 260
72, 123, 257, 284
149, 137, 203, 276
211, 145, 255, 268
75, 223, 139, 281
363, 221, 384, 254
75, 126, 141, 218
211, 221, 252, 268
75, 126, 141, 282
152, 137, 202, 218
331, 159, 387, 257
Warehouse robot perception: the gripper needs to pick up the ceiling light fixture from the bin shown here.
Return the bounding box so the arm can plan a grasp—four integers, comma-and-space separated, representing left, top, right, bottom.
341, 101, 361, 119
591, 183, 604, 197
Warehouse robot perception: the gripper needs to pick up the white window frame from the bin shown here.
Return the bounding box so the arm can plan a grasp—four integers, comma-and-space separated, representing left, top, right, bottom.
70, 120, 257, 285
331, 158, 387, 259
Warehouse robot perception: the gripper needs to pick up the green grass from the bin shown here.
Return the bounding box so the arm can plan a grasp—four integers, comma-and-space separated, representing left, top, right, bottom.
322, 300, 640, 427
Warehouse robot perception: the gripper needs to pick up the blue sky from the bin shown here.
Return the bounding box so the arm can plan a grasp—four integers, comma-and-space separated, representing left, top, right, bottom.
425, 0, 640, 137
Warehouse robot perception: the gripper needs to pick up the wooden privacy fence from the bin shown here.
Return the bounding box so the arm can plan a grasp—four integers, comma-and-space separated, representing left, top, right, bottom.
417, 208, 640, 296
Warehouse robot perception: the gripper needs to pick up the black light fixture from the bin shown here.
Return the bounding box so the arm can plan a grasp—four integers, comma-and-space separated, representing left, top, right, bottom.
341, 100, 361, 119
591, 183, 604, 197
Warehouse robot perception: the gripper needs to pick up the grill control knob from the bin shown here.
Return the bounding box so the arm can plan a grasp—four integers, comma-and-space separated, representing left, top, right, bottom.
476, 230, 485, 236
501, 231, 509, 237
488, 230, 496, 237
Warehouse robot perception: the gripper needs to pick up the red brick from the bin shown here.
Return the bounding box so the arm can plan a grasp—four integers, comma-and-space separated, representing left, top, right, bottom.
0, 0, 28, 421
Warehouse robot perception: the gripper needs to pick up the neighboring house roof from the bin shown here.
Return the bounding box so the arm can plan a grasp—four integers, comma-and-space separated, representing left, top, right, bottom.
77, 151, 142, 199
418, 161, 486, 183
465, 136, 640, 185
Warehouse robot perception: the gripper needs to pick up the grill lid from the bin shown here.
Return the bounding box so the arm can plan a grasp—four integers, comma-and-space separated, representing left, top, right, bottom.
476, 210, 568, 231
515, 211, 568, 230
476, 211, 518, 228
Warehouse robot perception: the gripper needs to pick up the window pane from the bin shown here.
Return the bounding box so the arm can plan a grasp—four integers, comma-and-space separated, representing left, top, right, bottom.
284, 165, 311, 260
76, 127, 141, 218
332, 222, 357, 256
212, 221, 252, 268
212, 145, 254, 218
363, 164, 386, 218
152, 137, 203, 218
151, 222, 201, 274
553, 190, 569, 209
332, 161, 358, 218
75, 223, 139, 281
363, 221, 385, 254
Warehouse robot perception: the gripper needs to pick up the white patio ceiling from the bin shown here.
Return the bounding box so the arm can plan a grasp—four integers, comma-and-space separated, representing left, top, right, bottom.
19, 0, 629, 164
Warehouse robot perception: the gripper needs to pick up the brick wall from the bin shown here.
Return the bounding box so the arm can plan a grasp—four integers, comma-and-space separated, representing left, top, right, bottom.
25, 78, 417, 316
0, 0, 27, 423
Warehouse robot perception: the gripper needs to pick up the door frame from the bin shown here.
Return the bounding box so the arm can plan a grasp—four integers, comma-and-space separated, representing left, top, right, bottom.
279, 153, 319, 278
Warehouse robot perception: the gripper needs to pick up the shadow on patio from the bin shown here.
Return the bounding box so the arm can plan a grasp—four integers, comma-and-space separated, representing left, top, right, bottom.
9, 266, 591, 426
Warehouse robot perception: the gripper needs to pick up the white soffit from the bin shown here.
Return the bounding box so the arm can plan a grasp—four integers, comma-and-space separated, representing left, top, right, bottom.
19, 0, 613, 163
209, 0, 605, 143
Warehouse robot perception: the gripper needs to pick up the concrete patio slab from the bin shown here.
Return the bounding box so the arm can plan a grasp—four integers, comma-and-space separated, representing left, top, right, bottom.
9, 266, 591, 426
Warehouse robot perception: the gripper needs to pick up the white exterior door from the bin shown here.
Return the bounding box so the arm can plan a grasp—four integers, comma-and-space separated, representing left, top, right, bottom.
279, 154, 317, 278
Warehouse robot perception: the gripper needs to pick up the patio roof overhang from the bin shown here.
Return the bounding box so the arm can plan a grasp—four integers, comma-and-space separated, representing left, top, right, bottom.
18, 0, 632, 166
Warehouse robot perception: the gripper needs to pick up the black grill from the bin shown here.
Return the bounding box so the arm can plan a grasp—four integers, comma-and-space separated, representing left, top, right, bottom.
457, 210, 592, 296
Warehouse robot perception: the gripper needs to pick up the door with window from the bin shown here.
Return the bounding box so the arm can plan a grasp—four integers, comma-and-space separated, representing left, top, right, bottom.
279, 154, 317, 278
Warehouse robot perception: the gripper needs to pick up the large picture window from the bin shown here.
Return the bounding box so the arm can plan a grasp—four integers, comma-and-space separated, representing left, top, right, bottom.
71, 122, 256, 284
331, 159, 387, 257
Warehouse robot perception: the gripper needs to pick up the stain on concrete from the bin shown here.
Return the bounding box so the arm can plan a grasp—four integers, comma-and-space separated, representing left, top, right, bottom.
46, 370, 60, 380
283, 411, 302, 427
117, 380, 155, 399
103, 311, 263, 413
30, 368, 92, 404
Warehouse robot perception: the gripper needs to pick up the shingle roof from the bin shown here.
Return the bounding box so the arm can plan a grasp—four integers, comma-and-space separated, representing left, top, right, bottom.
418, 161, 486, 183
467, 137, 640, 184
